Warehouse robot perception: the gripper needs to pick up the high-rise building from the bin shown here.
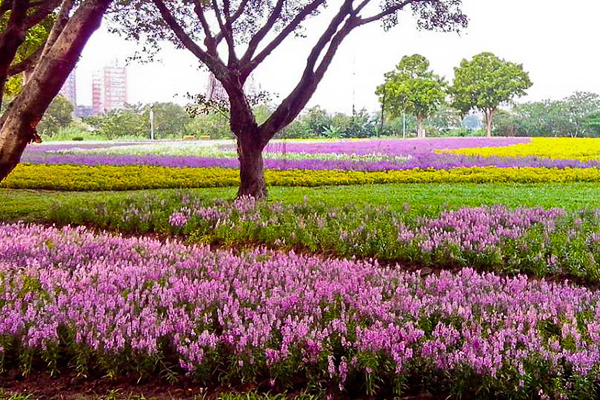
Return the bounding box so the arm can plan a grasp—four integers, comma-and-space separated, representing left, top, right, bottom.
103, 65, 127, 111
92, 63, 128, 114
59, 70, 77, 106
92, 71, 103, 115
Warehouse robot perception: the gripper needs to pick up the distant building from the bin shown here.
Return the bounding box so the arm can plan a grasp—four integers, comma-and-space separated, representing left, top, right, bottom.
206, 72, 228, 102
92, 71, 103, 115
75, 105, 95, 118
205, 72, 258, 102
92, 62, 128, 114
103, 65, 127, 111
59, 70, 77, 106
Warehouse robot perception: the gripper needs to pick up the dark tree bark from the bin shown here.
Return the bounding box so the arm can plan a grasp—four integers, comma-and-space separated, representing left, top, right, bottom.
237, 135, 267, 198
0, 0, 113, 182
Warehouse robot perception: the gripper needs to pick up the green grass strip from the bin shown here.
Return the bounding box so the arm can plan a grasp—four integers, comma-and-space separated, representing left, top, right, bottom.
2, 182, 600, 222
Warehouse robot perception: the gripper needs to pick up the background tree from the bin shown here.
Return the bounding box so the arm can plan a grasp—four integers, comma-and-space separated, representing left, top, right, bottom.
36, 95, 73, 136
143, 102, 192, 137
450, 52, 532, 138
587, 112, 600, 136
560, 92, 600, 137
427, 103, 462, 135
376, 54, 446, 138
0, 0, 114, 182
112, 0, 467, 198
86, 106, 147, 139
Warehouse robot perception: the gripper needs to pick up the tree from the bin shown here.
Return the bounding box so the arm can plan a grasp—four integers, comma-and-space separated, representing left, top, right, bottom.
587, 112, 600, 137
561, 92, 600, 137
450, 52, 532, 138
426, 103, 462, 135
144, 102, 192, 137
376, 54, 446, 138
86, 106, 147, 139
37, 95, 73, 136
2, 14, 54, 98
112, 0, 467, 198
0, 0, 114, 182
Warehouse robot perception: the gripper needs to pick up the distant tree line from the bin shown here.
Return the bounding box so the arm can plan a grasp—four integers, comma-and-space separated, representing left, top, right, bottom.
377, 52, 532, 138
37, 52, 599, 141
493, 92, 600, 137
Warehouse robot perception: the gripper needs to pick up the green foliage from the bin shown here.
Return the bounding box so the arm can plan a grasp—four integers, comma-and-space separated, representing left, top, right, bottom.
376, 54, 447, 125
1, 14, 54, 96
36, 96, 74, 137
426, 103, 462, 135
86, 105, 148, 139
492, 93, 600, 137
587, 112, 600, 136
144, 102, 192, 136
279, 107, 378, 138
450, 52, 532, 126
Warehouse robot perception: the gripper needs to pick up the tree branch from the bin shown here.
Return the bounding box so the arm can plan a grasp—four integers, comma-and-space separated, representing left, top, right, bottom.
38, 0, 75, 61
241, 0, 327, 79
258, 0, 356, 138
151, 0, 226, 78
240, 0, 285, 65
0, 1, 10, 17
8, 45, 43, 75
211, 0, 238, 65
23, 0, 62, 31
213, 0, 250, 45
192, 0, 218, 55
357, 0, 420, 25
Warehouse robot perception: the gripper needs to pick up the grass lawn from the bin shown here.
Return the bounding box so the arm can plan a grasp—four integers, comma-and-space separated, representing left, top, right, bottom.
1, 181, 598, 222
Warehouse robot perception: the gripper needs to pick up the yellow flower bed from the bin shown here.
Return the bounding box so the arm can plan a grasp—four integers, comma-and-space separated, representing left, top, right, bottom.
438, 137, 600, 161
3, 164, 600, 191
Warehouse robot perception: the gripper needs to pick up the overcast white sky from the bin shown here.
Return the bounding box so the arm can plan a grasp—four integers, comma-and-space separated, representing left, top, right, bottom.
76, 0, 600, 114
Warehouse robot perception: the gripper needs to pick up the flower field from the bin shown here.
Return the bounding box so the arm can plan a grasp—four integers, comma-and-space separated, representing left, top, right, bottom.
3, 137, 600, 191
442, 137, 600, 161
3, 223, 600, 398
45, 192, 600, 283
6, 137, 600, 398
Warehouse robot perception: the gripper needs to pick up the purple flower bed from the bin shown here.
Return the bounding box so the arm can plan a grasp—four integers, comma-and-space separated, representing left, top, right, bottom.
24, 142, 143, 154
20, 138, 600, 171
20, 152, 600, 170
1, 223, 599, 396
259, 137, 532, 156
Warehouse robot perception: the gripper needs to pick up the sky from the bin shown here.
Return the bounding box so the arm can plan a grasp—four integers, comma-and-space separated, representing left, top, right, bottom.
76, 0, 600, 114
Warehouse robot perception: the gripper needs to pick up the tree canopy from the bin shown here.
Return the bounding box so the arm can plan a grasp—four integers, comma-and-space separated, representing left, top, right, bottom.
376, 54, 446, 138
0, 0, 113, 182
36, 95, 73, 136
450, 52, 532, 138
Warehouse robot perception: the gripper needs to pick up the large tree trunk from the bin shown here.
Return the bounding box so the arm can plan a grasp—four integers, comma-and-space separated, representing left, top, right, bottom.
236, 136, 267, 199
0, 0, 112, 182
484, 109, 494, 138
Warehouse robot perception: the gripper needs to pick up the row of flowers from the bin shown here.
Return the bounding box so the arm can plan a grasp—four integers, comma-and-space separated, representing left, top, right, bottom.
441, 137, 600, 161
20, 152, 599, 171
26, 137, 600, 171
1, 222, 600, 398
48, 193, 600, 283
7, 164, 600, 190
